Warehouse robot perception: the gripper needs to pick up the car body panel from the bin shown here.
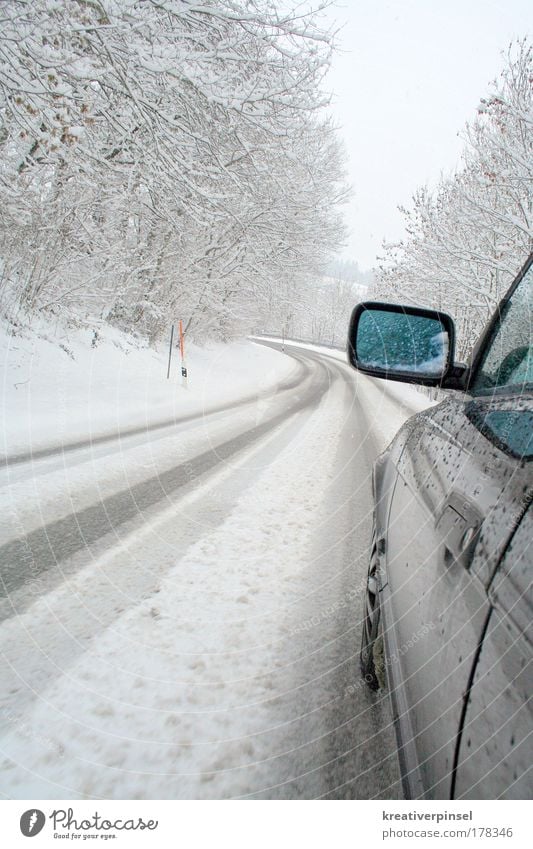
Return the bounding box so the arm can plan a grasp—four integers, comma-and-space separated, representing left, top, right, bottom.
454, 506, 532, 799
374, 391, 532, 799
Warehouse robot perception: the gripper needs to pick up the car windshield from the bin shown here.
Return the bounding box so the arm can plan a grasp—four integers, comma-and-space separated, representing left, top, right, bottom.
471, 263, 533, 396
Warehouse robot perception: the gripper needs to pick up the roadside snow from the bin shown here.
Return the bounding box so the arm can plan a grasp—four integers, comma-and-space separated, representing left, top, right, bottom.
1, 324, 294, 457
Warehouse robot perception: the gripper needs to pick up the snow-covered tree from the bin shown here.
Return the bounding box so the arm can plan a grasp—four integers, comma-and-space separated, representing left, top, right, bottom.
375, 40, 532, 359
0, 0, 347, 342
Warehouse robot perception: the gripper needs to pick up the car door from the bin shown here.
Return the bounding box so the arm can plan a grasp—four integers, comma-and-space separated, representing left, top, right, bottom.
453, 494, 532, 798
384, 261, 532, 799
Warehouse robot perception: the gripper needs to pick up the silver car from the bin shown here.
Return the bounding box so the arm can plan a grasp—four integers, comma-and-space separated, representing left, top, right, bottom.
347, 254, 532, 799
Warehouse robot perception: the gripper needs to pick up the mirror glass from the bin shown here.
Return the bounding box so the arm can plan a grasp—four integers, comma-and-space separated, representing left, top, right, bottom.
356, 308, 450, 377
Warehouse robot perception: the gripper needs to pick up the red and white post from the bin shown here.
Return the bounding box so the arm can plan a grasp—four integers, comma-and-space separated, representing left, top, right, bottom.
179, 320, 188, 388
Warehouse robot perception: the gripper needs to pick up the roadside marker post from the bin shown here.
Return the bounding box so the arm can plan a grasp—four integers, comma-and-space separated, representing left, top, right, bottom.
167, 324, 174, 379
179, 320, 188, 388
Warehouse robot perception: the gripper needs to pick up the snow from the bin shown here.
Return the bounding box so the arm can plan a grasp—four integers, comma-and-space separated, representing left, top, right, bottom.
249, 336, 437, 449
0, 326, 429, 798
0, 324, 299, 556
0, 367, 349, 799
1, 323, 295, 458
1, 332, 434, 551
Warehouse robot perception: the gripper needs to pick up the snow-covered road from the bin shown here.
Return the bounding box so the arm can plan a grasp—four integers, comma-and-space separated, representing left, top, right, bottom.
0, 340, 430, 799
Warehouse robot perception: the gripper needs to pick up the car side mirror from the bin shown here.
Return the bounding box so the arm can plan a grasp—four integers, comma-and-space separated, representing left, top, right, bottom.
347, 301, 462, 387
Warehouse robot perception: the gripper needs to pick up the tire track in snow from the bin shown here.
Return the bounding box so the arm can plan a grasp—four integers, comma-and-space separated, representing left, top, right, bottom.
0, 355, 326, 603
1, 360, 308, 470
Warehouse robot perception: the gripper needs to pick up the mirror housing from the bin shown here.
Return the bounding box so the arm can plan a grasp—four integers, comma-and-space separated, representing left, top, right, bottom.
347, 301, 465, 388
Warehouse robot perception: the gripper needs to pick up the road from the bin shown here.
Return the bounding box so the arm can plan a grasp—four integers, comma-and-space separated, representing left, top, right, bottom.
0, 341, 403, 799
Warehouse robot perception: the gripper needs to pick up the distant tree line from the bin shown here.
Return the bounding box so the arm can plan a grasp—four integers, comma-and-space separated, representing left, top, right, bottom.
259, 273, 369, 348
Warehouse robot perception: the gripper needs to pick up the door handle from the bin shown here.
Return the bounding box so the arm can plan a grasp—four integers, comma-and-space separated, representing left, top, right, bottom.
436, 492, 483, 567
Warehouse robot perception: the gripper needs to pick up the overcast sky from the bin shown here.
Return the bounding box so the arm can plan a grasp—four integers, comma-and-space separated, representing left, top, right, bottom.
318, 0, 532, 270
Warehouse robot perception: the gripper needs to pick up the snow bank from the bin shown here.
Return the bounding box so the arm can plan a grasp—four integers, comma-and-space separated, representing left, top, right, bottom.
1, 323, 295, 457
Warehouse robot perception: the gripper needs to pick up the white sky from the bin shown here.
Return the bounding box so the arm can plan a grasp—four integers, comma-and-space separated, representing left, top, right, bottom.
318, 0, 532, 270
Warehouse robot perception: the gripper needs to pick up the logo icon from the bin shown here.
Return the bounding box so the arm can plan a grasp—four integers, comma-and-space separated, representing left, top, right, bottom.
20, 810, 46, 837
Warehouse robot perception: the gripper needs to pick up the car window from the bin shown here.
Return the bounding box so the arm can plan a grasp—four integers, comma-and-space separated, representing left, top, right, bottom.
465, 401, 533, 459
471, 263, 533, 395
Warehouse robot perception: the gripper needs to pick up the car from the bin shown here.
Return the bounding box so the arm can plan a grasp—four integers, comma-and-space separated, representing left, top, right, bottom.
347, 253, 532, 800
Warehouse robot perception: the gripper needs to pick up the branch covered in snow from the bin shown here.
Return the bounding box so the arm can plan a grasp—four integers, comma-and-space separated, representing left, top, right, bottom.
0, 0, 348, 342
374, 40, 532, 359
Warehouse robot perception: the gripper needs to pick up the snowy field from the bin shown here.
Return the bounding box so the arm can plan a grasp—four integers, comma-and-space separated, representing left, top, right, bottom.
0, 327, 437, 799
